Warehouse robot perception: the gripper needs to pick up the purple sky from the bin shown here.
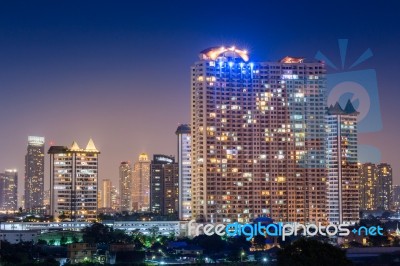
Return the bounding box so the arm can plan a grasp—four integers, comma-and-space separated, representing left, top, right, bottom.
0, 1, 399, 203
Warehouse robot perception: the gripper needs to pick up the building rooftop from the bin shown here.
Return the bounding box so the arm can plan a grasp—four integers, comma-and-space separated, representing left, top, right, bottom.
199, 46, 249, 62
175, 124, 191, 134
327, 100, 359, 116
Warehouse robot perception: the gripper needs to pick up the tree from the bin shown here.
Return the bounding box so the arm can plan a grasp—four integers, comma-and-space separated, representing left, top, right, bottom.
60, 235, 68, 246
277, 238, 352, 266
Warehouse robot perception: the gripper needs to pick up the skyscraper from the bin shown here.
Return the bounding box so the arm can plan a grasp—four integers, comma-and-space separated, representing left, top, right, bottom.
102, 179, 112, 209
325, 101, 359, 224
0, 169, 18, 211
176, 124, 192, 220
24, 136, 45, 211
191, 46, 327, 223
150, 155, 179, 215
119, 161, 132, 212
359, 163, 377, 210
376, 163, 392, 210
393, 185, 400, 210
132, 153, 150, 212
110, 185, 119, 211
48, 139, 99, 222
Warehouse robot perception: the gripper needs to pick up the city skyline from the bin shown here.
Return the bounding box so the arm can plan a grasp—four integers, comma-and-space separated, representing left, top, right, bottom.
0, 1, 399, 202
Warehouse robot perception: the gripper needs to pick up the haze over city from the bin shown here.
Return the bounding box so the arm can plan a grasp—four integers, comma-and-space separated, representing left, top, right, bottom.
0, 0, 399, 199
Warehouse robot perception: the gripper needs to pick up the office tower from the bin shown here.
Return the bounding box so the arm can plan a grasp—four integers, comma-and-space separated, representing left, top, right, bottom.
176, 124, 192, 220
0, 169, 18, 211
24, 136, 45, 211
376, 163, 392, 210
48, 139, 99, 222
98, 190, 103, 209
150, 155, 179, 215
132, 153, 150, 211
325, 101, 359, 224
43, 190, 51, 206
102, 179, 112, 208
393, 185, 400, 210
359, 163, 378, 210
191, 46, 327, 223
119, 161, 132, 212
111, 185, 119, 210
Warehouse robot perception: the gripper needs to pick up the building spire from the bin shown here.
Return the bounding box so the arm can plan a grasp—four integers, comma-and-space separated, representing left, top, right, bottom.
85, 138, 98, 152
70, 141, 81, 151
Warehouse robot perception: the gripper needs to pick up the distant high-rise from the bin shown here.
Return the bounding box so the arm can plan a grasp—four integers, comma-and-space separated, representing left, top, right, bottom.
359, 163, 378, 210
191, 46, 327, 223
393, 185, 400, 210
119, 161, 132, 212
176, 124, 192, 220
24, 136, 45, 211
48, 139, 99, 222
0, 169, 18, 211
111, 185, 119, 211
376, 163, 392, 210
132, 153, 150, 211
102, 179, 112, 209
326, 101, 359, 224
150, 155, 179, 215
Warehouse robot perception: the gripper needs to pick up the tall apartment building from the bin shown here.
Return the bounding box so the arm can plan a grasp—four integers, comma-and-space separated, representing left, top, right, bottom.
101, 179, 112, 209
326, 101, 359, 224
110, 185, 119, 210
119, 161, 132, 212
132, 153, 150, 211
24, 136, 45, 211
48, 139, 99, 222
359, 162, 393, 211
176, 124, 192, 220
376, 163, 392, 210
0, 169, 18, 211
359, 163, 377, 210
191, 46, 327, 223
150, 155, 179, 216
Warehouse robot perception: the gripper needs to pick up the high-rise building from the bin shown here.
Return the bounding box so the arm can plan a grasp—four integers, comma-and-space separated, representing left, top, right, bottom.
24, 136, 45, 211
176, 124, 192, 220
359, 162, 393, 211
102, 179, 112, 209
111, 185, 119, 210
359, 163, 377, 210
48, 139, 99, 222
325, 101, 359, 224
119, 161, 132, 212
393, 185, 400, 210
132, 153, 150, 212
0, 169, 18, 211
150, 155, 179, 216
376, 163, 392, 210
191, 46, 327, 223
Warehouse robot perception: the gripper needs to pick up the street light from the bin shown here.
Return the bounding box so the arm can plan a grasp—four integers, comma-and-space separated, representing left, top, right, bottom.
241, 251, 245, 262
263, 257, 268, 263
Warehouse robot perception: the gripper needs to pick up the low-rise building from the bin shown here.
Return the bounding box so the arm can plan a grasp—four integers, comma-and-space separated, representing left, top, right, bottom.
67, 243, 97, 264
0, 230, 40, 244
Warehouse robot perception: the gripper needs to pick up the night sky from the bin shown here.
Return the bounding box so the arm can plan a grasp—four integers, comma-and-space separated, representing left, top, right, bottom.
0, 1, 399, 200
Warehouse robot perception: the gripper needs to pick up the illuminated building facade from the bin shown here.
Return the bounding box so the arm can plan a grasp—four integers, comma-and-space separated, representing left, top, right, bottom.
326, 101, 359, 224
359, 162, 393, 211
176, 124, 192, 220
393, 185, 400, 210
110, 185, 119, 210
0, 169, 18, 211
24, 136, 45, 211
132, 153, 150, 211
150, 155, 179, 215
191, 46, 327, 223
48, 139, 99, 222
101, 179, 112, 208
119, 161, 132, 212
376, 163, 392, 210
359, 163, 378, 210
